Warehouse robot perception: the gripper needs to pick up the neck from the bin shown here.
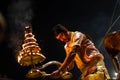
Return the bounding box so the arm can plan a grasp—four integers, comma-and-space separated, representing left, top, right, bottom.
67, 31, 71, 41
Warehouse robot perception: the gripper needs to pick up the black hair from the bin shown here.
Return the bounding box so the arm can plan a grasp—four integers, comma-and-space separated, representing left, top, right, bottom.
52, 24, 68, 36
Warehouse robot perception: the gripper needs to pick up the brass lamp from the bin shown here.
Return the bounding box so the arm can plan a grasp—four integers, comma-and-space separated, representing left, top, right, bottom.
17, 25, 46, 66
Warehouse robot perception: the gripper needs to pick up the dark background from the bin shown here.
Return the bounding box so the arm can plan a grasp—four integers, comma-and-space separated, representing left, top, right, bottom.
0, 0, 120, 80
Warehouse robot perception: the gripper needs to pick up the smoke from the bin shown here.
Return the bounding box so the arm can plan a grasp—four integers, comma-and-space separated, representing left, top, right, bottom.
7, 0, 33, 54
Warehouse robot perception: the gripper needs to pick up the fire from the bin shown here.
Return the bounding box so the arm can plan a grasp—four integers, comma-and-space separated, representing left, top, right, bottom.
17, 25, 46, 66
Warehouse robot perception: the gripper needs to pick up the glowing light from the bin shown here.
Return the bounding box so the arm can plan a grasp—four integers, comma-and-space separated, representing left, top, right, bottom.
114, 72, 118, 76
17, 26, 46, 66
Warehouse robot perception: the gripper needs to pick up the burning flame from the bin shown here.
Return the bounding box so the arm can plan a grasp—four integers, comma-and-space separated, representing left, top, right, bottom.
17, 25, 46, 66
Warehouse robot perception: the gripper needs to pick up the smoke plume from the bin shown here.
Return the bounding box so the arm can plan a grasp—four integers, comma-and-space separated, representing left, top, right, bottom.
7, 0, 33, 54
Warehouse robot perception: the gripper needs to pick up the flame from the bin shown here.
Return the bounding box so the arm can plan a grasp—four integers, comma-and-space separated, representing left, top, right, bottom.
17, 25, 46, 66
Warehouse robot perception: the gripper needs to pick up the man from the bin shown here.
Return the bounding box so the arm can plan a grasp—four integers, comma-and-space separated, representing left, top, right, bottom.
50, 24, 110, 80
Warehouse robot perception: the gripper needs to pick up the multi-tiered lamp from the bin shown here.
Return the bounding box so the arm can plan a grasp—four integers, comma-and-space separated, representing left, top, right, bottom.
17, 26, 46, 66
